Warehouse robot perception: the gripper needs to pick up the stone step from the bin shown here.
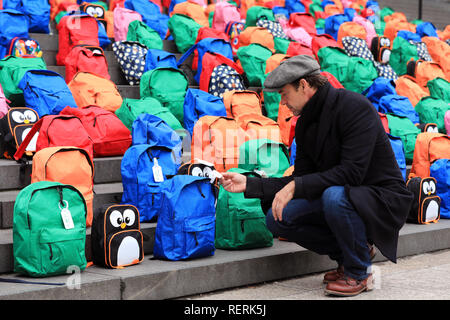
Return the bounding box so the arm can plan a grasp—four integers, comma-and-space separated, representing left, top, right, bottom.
47, 65, 128, 85
0, 219, 449, 299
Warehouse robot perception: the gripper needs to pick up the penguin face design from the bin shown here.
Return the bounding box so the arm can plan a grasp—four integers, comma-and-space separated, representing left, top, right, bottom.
106, 205, 139, 234
422, 179, 437, 197
425, 124, 439, 133
8, 108, 38, 127
84, 4, 105, 19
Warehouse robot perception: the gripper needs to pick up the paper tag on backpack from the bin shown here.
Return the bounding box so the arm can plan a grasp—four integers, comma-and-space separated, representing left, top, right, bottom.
59, 201, 74, 230
152, 158, 164, 183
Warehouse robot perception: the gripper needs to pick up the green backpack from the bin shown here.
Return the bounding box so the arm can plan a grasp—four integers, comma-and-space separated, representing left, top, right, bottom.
215, 168, 273, 250
427, 77, 450, 103
245, 6, 275, 28
167, 14, 202, 54
139, 67, 188, 126
126, 20, 163, 50
389, 36, 419, 76
415, 97, 450, 133
115, 97, 184, 133
13, 181, 87, 277
273, 37, 291, 54
0, 56, 46, 106
238, 138, 290, 178
318, 47, 377, 93
237, 43, 273, 87
386, 113, 421, 163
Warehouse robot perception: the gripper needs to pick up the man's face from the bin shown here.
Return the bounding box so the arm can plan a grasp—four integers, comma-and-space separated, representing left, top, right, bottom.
278, 80, 309, 116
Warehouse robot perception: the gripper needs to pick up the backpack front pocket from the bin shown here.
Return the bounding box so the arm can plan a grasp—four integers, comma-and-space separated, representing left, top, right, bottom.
235, 209, 273, 249
107, 230, 143, 268
183, 215, 215, 259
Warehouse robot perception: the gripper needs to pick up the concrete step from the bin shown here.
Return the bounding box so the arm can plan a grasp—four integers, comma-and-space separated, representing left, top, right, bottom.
0, 220, 449, 299
47, 65, 128, 85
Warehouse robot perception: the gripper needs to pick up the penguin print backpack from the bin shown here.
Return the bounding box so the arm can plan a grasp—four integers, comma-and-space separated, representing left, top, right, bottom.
91, 203, 144, 268
406, 176, 441, 224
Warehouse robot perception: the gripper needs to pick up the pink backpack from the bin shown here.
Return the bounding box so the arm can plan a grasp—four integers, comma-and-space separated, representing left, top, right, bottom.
353, 16, 377, 49
445, 110, 450, 136
280, 18, 312, 47
212, 1, 241, 32
113, 6, 142, 42
0, 84, 10, 118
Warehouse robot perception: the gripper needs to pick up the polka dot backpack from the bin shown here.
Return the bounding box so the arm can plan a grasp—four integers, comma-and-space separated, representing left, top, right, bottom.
112, 41, 148, 85
208, 65, 245, 98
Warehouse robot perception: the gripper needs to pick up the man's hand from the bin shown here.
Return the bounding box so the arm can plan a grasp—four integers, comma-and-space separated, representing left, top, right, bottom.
272, 180, 295, 221
219, 172, 247, 193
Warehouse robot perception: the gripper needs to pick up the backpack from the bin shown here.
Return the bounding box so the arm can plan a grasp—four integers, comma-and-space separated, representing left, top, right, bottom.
0, 9, 29, 59
406, 176, 441, 224
121, 143, 180, 222
337, 22, 367, 47
215, 167, 273, 250
8, 0, 50, 33
112, 41, 147, 85
191, 115, 242, 172
277, 104, 298, 147
385, 113, 421, 163
91, 203, 144, 268
113, 6, 142, 42
237, 43, 273, 87
427, 77, 450, 103
115, 97, 184, 133
13, 181, 87, 277
126, 20, 163, 50
409, 132, 450, 178
222, 89, 263, 119
68, 71, 123, 112
7, 37, 42, 58
225, 21, 245, 55
139, 67, 188, 125
144, 48, 177, 73
18, 70, 78, 117
324, 14, 349, 40
124, 0, 169, 40
153, 175, 216, 261
0, 56, 46, 107
183, 88, 227, 136
171, 0, 208, 27
79, 2, 106, 28
406, 59, 446, 89
370, 36, 391, 64
394, 75, 429, 107
238, 27, 275, 53
64, 45, 109, 83
362, 77, 397, 110
212, 1, 240, 32
177, 159, 220, 198
415, 97, 450, 133
257, 19, 289, 40
238, 138, 290, 177
0, 107, 39, 160
387, 133, 407, 181
167, 14, 202, 54
0, 84, 9, 118
59, 105, 132, 157
430, 159, 450, 218
177, 38, 234, 86
56, 14, 100, 66
199, 52, 246, 97
13, 114, 94, 161
311, 33, 339, 62
422, 36, 450, 80
245, 6, 275, 28
237, 113, 283, 143
378, 94, 420, 125
389, 36, 419, 76
31, 146, 94, 227
288, 12, 316, 36
341, 36, 374, 61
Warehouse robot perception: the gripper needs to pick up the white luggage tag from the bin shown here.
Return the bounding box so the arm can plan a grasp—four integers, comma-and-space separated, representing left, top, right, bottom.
152, 158, 164, 182
59, 200, 74, 230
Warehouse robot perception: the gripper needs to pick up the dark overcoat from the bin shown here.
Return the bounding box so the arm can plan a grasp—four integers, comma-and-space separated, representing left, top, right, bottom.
245, 82, 414, 263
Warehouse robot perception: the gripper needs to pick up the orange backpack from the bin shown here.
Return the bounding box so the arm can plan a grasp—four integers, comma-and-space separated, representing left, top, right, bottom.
422, 36, 450, 80
277, 104, 297, 146
337, 22, 367, 47
222, 90, 263, 119
407, 59, 447, 89
236, 113, 282, 143
409, 132, 450, 179
395, 75, 429, 107
383, 20, 416, 43
238, 27, 275, 53
171, 1, 208, 27
31, 146, 95, 227
191, 116, 245, 172
68, 71, 123, 112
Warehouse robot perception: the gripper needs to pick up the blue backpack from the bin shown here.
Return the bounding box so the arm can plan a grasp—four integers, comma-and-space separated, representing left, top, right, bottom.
0, 9, 29, 59
153, 175, 216, 261
378, 95, 420, 125
324, 14, 349, 40
183, 88, 227, 136
121, 142, 180, 222
430, 159, 450, 218
18, 69, 77, 117
177, 38, 233, 85
416, 22, 438, 38
284, 0, 305, 14
144, 49, 177, 72
3, 0, 50, 34
363, 77, 397, 109
387, 134, 407, 181
124, 0, 169, 39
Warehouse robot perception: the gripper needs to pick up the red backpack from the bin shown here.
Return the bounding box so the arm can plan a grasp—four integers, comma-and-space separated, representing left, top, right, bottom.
56, 14, 100, 66
59, 105, 131, 157
288, 12, 317, 35
14, 115, 94, 161
311, 34, 339, 62
64, 45, 110, 83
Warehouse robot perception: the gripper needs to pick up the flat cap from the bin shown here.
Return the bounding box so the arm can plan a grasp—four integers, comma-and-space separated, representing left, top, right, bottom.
263, 55, 321, 92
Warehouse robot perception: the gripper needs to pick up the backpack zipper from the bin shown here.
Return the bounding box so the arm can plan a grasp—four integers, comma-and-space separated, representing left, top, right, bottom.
48, 244, 53, 260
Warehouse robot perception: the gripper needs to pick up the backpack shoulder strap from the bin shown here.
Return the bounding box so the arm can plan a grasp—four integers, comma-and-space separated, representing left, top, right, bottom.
13, 117, 43, 161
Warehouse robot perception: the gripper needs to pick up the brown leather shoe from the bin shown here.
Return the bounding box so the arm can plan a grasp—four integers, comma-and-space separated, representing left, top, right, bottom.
323, 265, 344, 284
324, 274, 374, 297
